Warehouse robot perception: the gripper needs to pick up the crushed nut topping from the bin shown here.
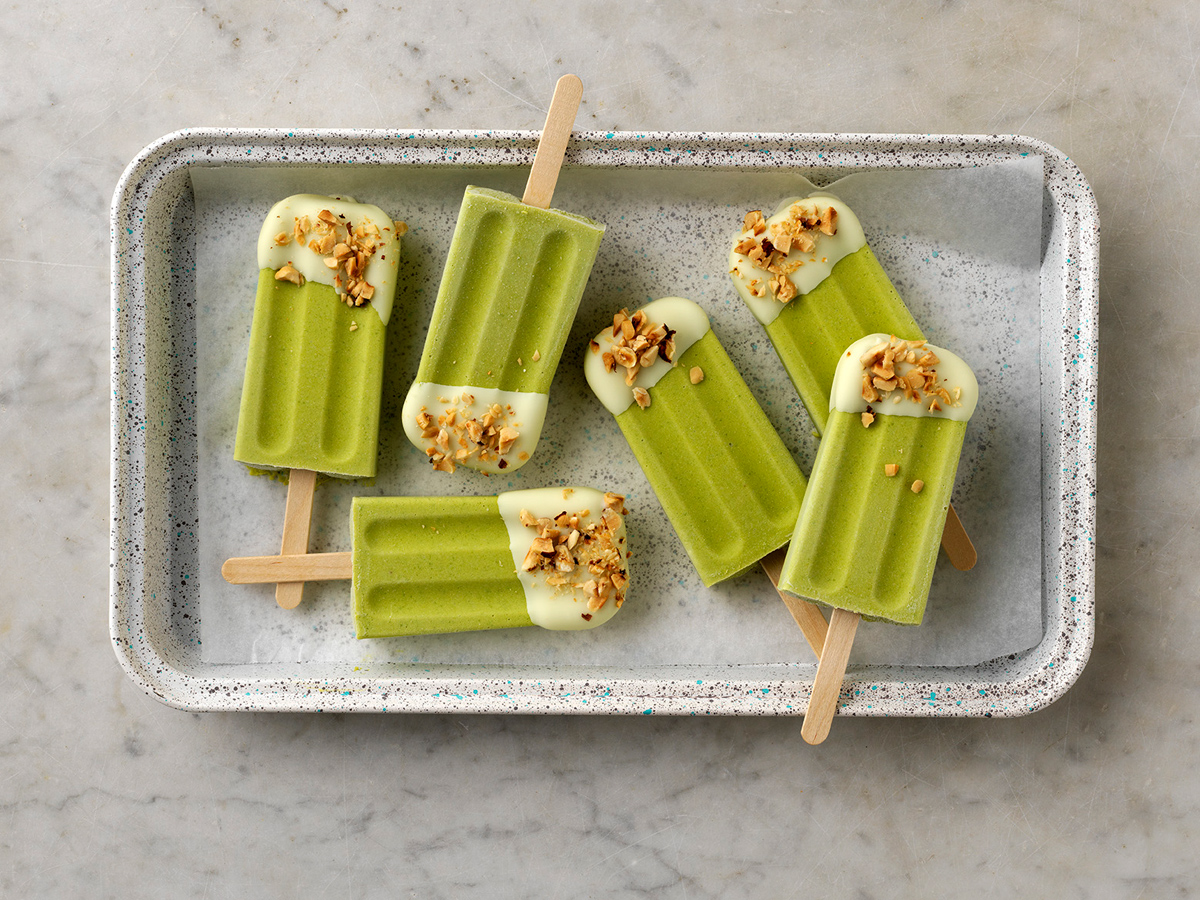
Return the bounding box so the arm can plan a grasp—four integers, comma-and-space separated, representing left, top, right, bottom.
857, 335, 963, 416
884, 463, 900, 477
689, 366, 704, 384
517, 493, 630, 613
274, 263, 304, 285
730, 200, 839, 303
911, 480, 925, 493
591, 307, 682, 410
415, 393, 523, 473
272, 209, 403, 309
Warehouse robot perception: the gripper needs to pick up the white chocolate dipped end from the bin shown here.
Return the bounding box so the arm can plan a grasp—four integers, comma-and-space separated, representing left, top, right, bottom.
497, 487, 630, 630
584, 296, 711, 416
402, 382, 547, 474
257, 194, 403, 325
728, 193, 867, 326
832, 333, 979, 422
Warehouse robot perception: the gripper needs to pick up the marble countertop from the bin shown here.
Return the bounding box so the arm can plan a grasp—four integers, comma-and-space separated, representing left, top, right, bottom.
4, 2, 1196, 896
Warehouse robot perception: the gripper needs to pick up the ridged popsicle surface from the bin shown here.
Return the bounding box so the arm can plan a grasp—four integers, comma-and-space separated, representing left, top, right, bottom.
779, 410, 966, 624
416, 186, 604, 394
352, 496, 531, 638
613, 331, 807, 587
765, 246, 922, 434
234, 273, 386, 478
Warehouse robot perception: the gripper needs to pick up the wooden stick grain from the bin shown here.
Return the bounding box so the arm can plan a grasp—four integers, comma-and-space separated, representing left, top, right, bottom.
941, 503, 977, 571
521, 74, 583, 210
801, 608, 859, 745
275, 468, 317, 609
223, 551, 353, 584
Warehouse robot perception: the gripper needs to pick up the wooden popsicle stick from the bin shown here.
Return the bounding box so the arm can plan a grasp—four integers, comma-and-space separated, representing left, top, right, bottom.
521, 73, 583, 210
275, 468, 317, 609
942, 503, 977, 571
801, 608, 860, 745
223, 551, 353, 585
760, 547, 828, 658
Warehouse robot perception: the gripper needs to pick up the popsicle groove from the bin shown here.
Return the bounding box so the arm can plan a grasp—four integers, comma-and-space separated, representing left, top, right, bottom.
611, 329, 806, 585
765, 246, 921, 435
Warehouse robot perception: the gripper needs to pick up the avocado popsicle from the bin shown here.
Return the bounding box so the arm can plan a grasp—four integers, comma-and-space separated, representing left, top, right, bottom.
728, 194, 975, 570
401, 186, 604, 473
221, 487, 630, 638
778, 334, 979, 742
234, 193, 402, 608
402, 74, 603, 474
584, 297, 807, 588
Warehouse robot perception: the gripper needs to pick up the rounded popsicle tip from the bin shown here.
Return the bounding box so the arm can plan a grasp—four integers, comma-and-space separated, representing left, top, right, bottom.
257, 194, 403, 326
498, 486, 630, 632
831, 333, 979, 422
728, 193, 867, 326
583, 297, 711, 416
401, 381, 547, 475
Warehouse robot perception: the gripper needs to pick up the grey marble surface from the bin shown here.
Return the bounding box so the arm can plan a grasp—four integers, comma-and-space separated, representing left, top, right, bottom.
2, 1, 1195, 896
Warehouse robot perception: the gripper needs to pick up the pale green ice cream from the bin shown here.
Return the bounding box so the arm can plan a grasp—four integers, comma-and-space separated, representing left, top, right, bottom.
585, 297, 807, 587
234, 194, 401, 478
403, 186, 605, 474
352, 488, 629, 638
778, 334, 978, 625
729, 194, 922, 435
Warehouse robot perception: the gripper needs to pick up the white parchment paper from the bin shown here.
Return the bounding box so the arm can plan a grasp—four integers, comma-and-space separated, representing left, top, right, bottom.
194, 155, 1044, 668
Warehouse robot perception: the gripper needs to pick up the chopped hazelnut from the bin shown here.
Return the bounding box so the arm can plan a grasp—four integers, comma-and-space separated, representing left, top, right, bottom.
689, 366, 704, 384
884, 463, 900, 477
911, 480, 925, 493
274, 263, 304, 285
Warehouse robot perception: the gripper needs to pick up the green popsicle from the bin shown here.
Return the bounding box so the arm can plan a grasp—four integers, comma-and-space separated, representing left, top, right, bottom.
353, 487, 629, 637
584, 297, 806, 587
729, 193, 976, 571
780, 333, 978, 744
221, 487, 631, 638
402, 185, 605, 474
235, 194, 402, 478
779, 333, 978, 623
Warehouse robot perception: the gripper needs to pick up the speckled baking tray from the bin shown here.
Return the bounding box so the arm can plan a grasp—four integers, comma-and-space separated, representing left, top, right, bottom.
110, 129, 1096, 716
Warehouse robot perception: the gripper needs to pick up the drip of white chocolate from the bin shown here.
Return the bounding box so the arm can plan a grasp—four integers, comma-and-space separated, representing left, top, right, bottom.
728, 193, 867, 326
401, 382, 547, 474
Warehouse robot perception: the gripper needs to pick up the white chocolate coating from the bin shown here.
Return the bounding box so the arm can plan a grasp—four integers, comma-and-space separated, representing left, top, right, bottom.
257, 194, 401, 326
583, 296, 711, 416
831, 333, 979, 421
728, 193, 867, 326
401, 382, 547, 474
496, 487, 628, 631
